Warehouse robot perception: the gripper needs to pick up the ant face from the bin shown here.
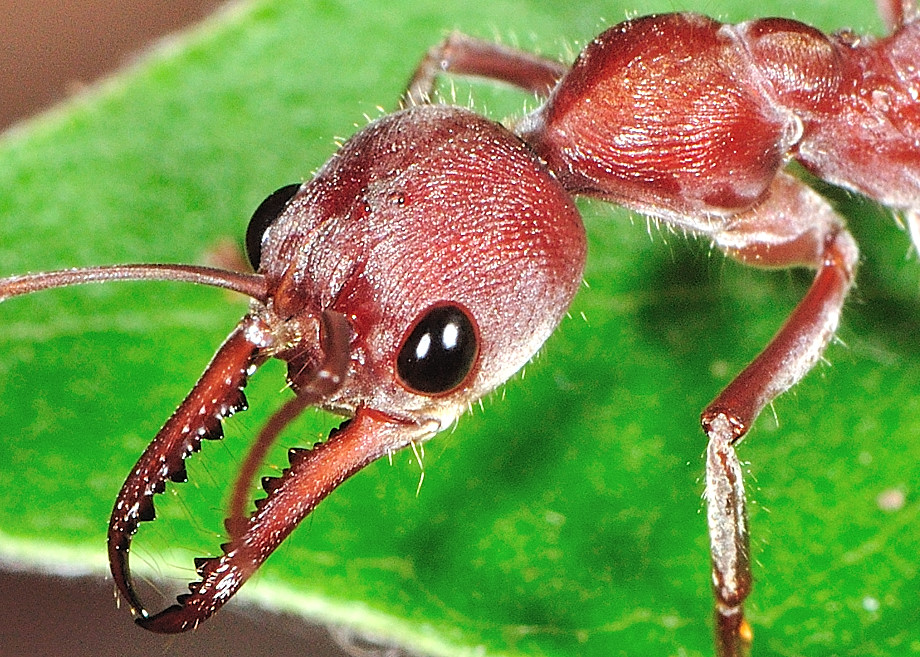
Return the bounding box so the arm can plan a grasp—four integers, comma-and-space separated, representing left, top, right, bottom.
247, 105, 585, 428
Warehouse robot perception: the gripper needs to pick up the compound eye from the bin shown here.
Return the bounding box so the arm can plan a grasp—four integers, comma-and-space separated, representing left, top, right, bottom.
397, 304, 479, 395
245, 183, 301, 271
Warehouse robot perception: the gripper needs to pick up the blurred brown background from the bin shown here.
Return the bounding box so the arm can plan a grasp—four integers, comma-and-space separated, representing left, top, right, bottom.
0, 0, 218, 129
0, 2, 361, 655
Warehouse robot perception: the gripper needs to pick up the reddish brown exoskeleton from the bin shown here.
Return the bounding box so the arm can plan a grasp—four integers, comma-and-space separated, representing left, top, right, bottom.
0, 1, 917, 655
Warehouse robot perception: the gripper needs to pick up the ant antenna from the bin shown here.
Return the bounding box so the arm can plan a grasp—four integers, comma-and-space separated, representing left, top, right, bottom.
0, 264, 269, 304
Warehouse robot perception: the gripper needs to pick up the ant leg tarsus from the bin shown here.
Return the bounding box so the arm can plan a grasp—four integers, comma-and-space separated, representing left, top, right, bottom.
402, 32, 567, 107
702, 173, 859, 657
705, 415, 752, 657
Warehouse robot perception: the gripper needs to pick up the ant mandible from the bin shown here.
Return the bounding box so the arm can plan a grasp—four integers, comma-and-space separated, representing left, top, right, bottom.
1, 1, 917, 655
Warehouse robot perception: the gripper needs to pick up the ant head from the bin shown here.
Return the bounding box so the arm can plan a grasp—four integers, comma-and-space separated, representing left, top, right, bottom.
248, 104, 586, 428
2, 105, 586, 631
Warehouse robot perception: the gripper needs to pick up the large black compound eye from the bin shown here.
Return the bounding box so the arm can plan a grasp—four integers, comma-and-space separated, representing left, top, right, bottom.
245, 183, 301, 271
397, 304, 479, 395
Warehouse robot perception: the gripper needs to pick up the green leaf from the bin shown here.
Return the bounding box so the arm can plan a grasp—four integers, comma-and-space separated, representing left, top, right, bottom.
1, 1, 916, 656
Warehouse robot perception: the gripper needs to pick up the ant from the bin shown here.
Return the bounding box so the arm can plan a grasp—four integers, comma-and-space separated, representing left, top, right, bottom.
1, 1, 917, 655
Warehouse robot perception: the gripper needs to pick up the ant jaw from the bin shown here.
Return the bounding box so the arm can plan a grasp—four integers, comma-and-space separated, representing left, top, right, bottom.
0, 262, 272, 621
128, 406, 434, 634
0, 263, 269, 304
107, 315, 269, 625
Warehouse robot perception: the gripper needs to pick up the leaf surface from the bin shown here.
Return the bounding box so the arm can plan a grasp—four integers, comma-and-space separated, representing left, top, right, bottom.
1, 1, 916, 656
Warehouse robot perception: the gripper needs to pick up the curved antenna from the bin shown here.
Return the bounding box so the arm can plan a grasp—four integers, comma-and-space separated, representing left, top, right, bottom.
0, 264, 269, 304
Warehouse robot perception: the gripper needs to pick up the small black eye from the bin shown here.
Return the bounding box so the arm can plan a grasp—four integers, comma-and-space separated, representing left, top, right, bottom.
245, 183, 301, 271
397, 304, 478, 395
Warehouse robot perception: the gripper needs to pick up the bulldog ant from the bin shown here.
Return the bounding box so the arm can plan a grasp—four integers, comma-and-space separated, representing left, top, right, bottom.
1, 1, 917, 655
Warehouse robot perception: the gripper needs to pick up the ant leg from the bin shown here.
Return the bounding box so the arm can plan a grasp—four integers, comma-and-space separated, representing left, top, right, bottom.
402, 32, 567, 107
703, 173, 859, 657
706, 416, 751, 657
906, 209, 920, 258
876, 0, 919, 30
